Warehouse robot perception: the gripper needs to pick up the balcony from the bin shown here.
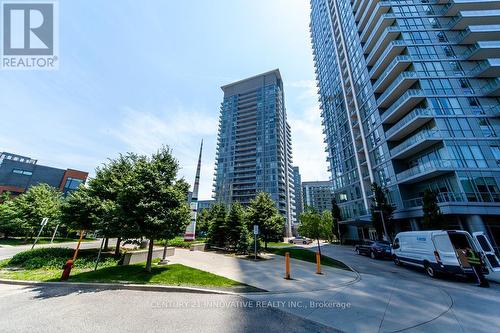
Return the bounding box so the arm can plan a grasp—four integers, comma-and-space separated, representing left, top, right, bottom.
376, 72, 419, 108
354, 0, 370, 23
359, 2, 392, 41
456, 25, 500, 45
372, 56, 412, 93
366, 31, 403, 66
465, 41, 500, 60
385, 108, 434, 140
403, 191, 500, 209
363, 15, 397, 53
441, 0, 500, 16
369, 40, 407, 79
448, 10, 500, 30
481, 78, 500, 96
390, 129, 443, 159
396, 159, 455, 184
468, 58, 500, 77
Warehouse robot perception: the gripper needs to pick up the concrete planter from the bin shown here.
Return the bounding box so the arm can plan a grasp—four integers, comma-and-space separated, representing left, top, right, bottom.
189, 243, 207, 252
122, 247, 175, 265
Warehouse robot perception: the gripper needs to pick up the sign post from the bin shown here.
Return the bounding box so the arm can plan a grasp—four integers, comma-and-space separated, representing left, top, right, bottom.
253, 225, 259, 260
31, 218, 48, 249
50, 223, 60, 244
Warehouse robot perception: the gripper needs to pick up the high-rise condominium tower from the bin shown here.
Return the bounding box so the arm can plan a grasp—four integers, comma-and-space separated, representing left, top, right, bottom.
213, 69, 296, 237
310, 0, 500, 243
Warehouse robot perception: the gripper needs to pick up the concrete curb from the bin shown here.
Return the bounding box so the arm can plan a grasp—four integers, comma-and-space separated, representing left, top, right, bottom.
0, 278, 239, 295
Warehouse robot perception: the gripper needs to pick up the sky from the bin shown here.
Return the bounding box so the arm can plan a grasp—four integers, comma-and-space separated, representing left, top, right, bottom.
0, 0, 329, 200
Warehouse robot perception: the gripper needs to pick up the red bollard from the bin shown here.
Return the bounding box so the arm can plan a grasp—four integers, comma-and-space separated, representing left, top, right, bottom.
61, 259, 74, 281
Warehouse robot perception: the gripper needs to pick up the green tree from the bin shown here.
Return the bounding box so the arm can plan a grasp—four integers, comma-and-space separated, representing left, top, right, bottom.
331, 197, 342, 244
0, 198, 19, 238
236, 224, 253, 254
195, 208, 211, 237
422, 189, 444, 230
247, 192, 284, 250
206, 203, 227, 248
61, 187, 117, 243
88, 153, 137, 253
370, 183, 395, 242
13, 184, 62, 238
298, 208, 331, 255
118, 147, 191, 272
225, 202, 245, 249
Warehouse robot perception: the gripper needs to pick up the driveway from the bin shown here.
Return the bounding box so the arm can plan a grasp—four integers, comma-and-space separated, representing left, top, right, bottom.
310, 244, 500, 333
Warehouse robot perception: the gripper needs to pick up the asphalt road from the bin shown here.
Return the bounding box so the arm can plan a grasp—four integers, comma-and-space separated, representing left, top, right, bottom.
316, 244, 500, 333
0, 284, 339, 333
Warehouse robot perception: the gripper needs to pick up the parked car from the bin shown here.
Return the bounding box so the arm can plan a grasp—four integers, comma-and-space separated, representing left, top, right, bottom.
289, 236, 313, 245
355, 239, 392, 259
392, 230, 500, 279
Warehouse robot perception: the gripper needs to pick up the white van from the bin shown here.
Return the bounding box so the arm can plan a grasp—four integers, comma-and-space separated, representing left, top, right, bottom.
392, 230, 500, 278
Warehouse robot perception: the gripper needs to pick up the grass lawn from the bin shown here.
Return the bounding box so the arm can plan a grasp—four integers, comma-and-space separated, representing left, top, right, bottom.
0, 247, 246, 289
0, 237, 95, 246
265, 241, 293, 247
267, 247, 350, 271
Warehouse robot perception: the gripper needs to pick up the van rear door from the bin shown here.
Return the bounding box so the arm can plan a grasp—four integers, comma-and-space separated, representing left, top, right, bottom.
432, 234, 459, 267
472, 232, 500, 273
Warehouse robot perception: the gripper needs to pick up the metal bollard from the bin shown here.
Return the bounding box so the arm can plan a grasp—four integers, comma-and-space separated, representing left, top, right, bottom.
316, 252, 322, 274
285, 252, 291, 280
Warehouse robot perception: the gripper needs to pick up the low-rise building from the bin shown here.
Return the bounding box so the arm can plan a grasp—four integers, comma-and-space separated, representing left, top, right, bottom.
0, 152, 88, 195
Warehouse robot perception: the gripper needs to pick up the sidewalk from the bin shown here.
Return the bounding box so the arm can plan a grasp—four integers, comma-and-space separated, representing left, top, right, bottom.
167, 249, 467, 333
169, 249, 358, 293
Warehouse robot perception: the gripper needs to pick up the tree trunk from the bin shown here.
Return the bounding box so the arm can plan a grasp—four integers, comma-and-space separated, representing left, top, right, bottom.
103, 237, 109, 250
145, 238, 154, 273
264, 235, 268, 250
317, 238, 321, 256
114, 237, 121, 257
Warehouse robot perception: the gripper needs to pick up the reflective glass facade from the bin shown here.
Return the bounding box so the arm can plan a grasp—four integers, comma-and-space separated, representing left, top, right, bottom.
214, 70, 296, 236
310, 0, 500, 242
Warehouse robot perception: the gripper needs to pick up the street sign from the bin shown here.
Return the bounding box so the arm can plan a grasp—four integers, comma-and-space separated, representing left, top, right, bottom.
253, 225, 259, 235
41, 218, 48, 226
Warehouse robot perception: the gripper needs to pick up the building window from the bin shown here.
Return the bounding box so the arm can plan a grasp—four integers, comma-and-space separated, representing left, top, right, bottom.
63, 177, 84, 192
12, 169, 32, 176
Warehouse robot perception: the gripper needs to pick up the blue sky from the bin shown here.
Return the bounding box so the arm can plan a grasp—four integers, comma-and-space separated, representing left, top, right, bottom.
0, 0, 329, 199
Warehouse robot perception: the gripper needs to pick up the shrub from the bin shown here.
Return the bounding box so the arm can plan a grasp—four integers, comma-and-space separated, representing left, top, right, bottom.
8, 247, 117, 269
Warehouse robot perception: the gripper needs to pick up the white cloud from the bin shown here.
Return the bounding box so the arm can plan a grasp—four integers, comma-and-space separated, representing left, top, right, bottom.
108, 105, 218, 199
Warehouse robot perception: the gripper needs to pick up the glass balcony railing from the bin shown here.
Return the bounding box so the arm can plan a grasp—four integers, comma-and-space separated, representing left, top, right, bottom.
390, 129, 441, 157
481, 78, 500, 95
377, 71, 418, 105
403, 192, 500, 208
385, 108, 433, 138
395, 159, 455, 182
372, 55, 412, 90
369, 40, 407, 77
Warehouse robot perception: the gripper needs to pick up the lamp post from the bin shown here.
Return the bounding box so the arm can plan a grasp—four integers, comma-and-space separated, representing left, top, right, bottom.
374, 209, 390, 242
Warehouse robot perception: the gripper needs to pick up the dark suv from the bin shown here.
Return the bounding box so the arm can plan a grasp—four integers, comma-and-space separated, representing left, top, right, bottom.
355, 240, 392, 259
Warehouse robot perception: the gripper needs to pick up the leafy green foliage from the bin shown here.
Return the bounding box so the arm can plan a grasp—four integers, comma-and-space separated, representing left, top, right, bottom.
206, 203, 228, 248
8, 248, 117, 269
195, 208, 210, 237
225, 202, 246, 249
422, 189, 444, 230
246, 192, 284, 250
298, 208, 333, 254
0, 184, 62, 237
370, 183, 396, 241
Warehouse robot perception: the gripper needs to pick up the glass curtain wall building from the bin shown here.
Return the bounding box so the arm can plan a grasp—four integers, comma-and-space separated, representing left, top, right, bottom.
310, 0, 500, 245
213, 69, 296, 237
